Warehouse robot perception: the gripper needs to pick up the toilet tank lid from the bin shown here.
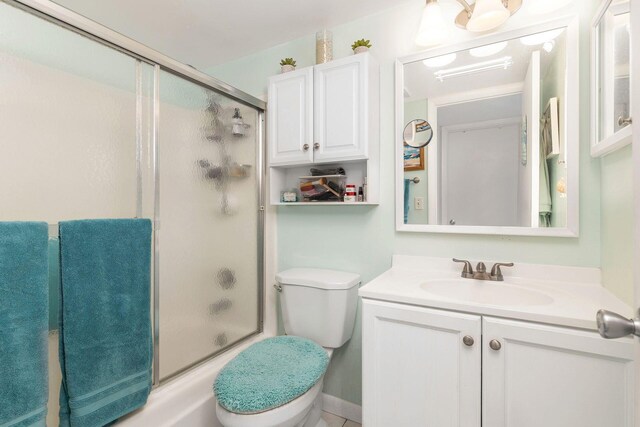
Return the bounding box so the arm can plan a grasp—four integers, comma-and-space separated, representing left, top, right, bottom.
276, 268, 361, 290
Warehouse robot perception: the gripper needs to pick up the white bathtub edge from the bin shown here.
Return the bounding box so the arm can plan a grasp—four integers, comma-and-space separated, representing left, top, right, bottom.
117, 333, 272, 427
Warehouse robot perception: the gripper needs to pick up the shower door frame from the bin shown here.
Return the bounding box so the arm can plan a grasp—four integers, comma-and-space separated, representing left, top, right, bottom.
3, 0, 266, 386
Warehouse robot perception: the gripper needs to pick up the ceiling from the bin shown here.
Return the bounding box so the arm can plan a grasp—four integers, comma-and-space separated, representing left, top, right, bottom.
52, 0, 411, 69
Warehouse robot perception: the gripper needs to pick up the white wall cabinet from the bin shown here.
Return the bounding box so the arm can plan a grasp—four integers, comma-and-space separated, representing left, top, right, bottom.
267, 67, 314, 166
268, 52, 377, 166
267, 53, 379, 205
362, 299, 635, 427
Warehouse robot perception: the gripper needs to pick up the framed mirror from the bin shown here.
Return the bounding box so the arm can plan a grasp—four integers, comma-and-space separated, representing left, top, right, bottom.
591, 0, 632, 157
395, 18, 579, 237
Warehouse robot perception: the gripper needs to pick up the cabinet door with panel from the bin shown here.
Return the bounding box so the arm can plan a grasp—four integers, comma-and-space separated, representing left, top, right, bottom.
362, 299, 481, 427
483, 317, 635, 427
313, 53, 370, 163
267, 67, 314, 166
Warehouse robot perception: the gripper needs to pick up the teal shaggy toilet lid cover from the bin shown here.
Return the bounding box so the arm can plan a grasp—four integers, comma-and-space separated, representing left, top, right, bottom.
214, 336, 330, 414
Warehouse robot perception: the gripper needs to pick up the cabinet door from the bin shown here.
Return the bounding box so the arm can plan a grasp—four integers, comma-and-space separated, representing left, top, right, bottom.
314, 54, 369, 162
362, 299, 481, 427
267, 67, 313, 166
483, 317, 635, 427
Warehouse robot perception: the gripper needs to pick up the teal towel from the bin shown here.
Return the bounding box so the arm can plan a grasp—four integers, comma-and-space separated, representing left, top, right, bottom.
0, 222, 49, 427
58, 219, 152, 427
214, 336, 329, 414
404, 179, 410, 224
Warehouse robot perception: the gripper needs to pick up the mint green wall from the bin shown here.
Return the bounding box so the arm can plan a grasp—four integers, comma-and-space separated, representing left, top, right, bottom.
208, 1, 604, 405
600, 145, 634, 304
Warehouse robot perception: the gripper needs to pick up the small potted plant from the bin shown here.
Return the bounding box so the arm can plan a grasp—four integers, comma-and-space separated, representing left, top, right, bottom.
280, 58, 297, 73
351, 39, 372, 54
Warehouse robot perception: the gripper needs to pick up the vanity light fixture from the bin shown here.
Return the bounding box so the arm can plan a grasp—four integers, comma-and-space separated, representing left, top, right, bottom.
434, 56, 513, 82
455, 0, 522, 32
416, 0, 522, 47
423, 53, 457, 68
415, 0, 449, 47
469, 40, 508, 57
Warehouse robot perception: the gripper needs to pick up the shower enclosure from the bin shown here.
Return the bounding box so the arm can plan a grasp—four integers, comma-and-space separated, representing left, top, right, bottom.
0, 0, 264, 423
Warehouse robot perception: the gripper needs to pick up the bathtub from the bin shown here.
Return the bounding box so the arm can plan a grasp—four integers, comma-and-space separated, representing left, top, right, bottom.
117, 334, 270, 427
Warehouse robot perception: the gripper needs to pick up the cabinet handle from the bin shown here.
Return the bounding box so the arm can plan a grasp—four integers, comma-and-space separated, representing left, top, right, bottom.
313, 143, 320, 150
489, 339, 502, 351
462, 335, 474, 347
303, 144, 310, 151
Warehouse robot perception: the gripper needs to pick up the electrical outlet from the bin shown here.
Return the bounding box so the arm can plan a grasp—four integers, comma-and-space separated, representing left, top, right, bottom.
414, 197, 424, 210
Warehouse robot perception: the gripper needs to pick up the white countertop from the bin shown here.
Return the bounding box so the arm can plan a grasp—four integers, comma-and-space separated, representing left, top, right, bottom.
358, 255, 632, 331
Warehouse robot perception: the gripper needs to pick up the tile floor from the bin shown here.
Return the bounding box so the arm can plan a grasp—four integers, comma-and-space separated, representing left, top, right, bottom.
321, 411, 361, 427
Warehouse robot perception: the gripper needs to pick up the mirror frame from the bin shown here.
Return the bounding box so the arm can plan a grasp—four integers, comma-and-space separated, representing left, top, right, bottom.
395, 16, 580, 237
590, 0, 632, 158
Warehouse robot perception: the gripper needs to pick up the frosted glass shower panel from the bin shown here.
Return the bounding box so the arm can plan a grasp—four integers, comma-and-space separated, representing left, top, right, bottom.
0, 2, 142, 222
158, 71, 260, 380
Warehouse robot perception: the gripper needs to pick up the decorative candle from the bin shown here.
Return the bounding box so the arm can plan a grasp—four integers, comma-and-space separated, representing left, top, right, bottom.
316, 30, 333, 64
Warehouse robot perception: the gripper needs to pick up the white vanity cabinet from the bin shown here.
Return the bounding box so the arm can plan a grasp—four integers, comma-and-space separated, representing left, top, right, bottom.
267, 52, 378, 166
362, 299, 635, 427
362, 299, 482, 426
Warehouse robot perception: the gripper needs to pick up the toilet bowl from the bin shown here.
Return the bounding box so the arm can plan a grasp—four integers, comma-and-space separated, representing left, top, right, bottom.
214, 268, 360, 427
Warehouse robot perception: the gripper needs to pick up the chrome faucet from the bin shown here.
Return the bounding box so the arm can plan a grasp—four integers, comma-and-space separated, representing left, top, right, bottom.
453, 259, 513, 281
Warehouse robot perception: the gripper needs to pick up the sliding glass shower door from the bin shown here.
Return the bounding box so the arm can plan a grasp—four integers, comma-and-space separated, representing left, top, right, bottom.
0, 1, 264, 420
157, 71, 262, 380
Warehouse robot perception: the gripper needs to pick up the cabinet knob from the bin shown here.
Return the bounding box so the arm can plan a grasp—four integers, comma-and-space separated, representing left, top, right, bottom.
489, 339, 502, 351
313, 142, 320, 150
303, 143, 310, 151
462, 335, 474, 347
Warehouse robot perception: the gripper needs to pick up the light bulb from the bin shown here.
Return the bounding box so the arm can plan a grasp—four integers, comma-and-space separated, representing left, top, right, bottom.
423, 53, 457, 68
520, 28, 563, 46
467, 0, 510, 32
415, 0, 449, 47
469, 41, 508, 57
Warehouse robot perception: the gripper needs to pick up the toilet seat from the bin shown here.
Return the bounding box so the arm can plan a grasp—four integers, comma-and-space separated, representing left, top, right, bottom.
214, 336, 329, 415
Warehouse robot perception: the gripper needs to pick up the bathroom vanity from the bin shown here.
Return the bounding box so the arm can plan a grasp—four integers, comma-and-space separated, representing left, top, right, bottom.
360, 256, 634, 427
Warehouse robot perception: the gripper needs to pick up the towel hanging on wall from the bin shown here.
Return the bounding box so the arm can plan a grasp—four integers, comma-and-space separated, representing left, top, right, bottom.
0, 222, 49, 427
58, 219, 153, 427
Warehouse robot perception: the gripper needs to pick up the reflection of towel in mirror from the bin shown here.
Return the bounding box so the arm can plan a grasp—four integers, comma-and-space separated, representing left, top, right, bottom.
404, 179, 410, 224
539, 126, 552, 227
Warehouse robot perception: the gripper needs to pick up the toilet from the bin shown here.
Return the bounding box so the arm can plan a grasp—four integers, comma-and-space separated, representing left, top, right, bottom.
214, 268, 360, 427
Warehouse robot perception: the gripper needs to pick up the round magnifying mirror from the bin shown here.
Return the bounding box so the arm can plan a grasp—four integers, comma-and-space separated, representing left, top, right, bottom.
403, 119, 433, 148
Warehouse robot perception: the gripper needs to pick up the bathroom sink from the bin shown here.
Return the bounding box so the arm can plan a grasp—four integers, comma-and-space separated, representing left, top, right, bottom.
420, 279, 554, 306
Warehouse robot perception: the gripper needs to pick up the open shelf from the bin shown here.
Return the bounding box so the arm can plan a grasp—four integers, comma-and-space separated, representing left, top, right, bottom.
273, 201, 379, 206
270, 161, 378, 205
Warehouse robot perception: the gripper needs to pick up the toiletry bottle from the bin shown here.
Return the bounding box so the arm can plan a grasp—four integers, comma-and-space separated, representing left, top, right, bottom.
363, 177, 367, 202
357, 187, 363, 202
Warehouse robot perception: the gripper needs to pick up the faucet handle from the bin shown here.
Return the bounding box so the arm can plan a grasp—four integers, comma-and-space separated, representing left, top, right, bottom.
453, 258, 474, 278
490, 262, 514, 281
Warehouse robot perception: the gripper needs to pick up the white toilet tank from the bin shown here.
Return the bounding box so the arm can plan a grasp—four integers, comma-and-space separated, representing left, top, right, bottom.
276, 268, 360, 348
